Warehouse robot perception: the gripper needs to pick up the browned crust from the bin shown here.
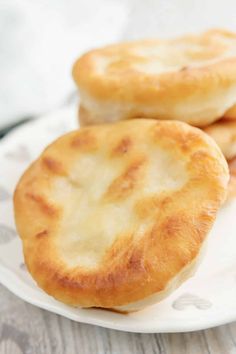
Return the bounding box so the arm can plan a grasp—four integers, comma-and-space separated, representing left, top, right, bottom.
73, 29, 236, 127
203, 120, 236, 160
228, 157, 236, 199
14, 119, 228, 309
75, 57, 236, 105
223, 103, 236, 120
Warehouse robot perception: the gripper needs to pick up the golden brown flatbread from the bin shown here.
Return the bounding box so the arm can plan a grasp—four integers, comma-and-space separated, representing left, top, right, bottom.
14, 119, 228, 311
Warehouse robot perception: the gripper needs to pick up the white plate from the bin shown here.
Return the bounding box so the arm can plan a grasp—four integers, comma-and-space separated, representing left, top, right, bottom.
0, 107, 236, 333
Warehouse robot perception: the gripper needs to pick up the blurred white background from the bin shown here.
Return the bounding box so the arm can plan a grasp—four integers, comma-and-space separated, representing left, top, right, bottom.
1, 0, 236, 128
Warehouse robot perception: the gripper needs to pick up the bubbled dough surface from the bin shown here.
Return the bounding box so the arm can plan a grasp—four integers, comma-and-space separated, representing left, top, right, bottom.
96, 33, 236, 76
53, 147, 187, 269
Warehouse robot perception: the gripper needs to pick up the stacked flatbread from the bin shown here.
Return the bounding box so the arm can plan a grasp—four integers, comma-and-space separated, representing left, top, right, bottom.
14, 29, 232, 311
73, 29, 236, 199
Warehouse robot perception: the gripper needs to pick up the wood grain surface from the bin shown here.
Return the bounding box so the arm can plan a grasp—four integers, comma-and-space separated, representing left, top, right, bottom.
0, 285, 235, 354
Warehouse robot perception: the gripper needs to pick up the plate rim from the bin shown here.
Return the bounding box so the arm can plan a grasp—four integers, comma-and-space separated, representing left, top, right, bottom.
1, 262, 236, 333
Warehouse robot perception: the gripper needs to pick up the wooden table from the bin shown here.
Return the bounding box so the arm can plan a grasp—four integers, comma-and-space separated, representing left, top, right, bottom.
0, 284, 235, 354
